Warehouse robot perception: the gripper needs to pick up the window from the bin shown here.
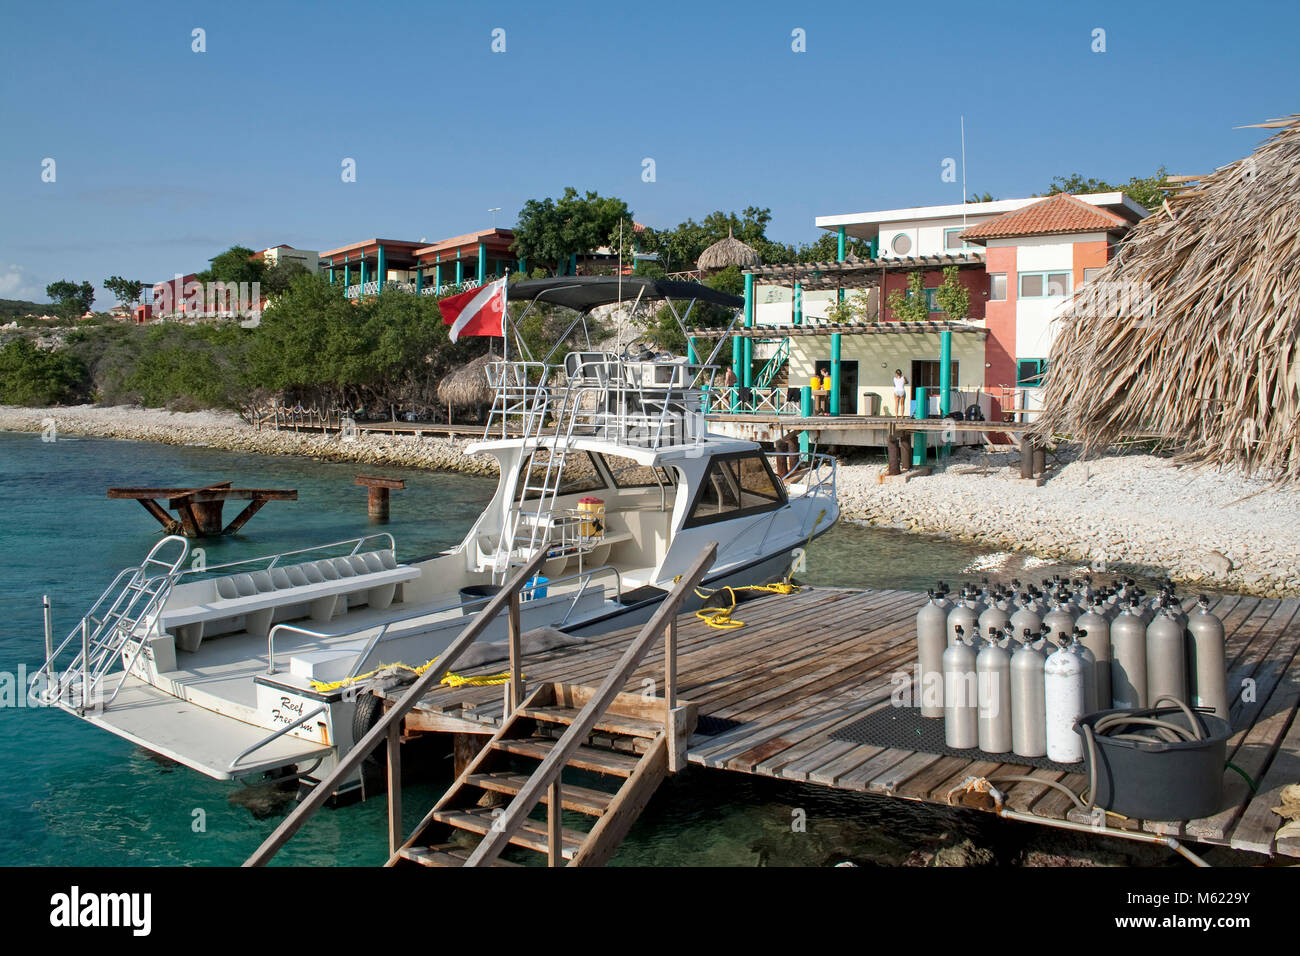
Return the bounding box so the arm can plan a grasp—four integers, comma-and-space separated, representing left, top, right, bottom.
924, 288, 940, 312
911, 360, 959, 390
1018, 272, 1071, 298
684, 453, 786, 528
599, 453, 671, 489
1017, 359, 1048, 386
518, 450, 605, 500
944, 228, 969, 251
1082, 267, 1103, 285
989, 274, 1007, 301
892, 233, 912, 255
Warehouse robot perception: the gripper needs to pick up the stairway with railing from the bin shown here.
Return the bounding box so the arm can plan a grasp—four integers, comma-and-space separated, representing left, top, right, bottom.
243, 543, 718, 867
753, 337, 789, 390
34, 535, 190, 713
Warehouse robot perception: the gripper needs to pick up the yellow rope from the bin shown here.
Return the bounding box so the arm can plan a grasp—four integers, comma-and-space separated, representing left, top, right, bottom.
308, 657, 519, 694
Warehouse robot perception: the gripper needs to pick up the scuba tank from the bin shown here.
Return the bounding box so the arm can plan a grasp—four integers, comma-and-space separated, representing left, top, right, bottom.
1043, 633, 1086, 763
1076, 598, 1112, 714
942, 626, 979, 749
933, 582, 955, 615
947, 589, 984, 646
1072, 628, 1099, 714
1186, 595, 1228, 719
916, 591, 949, 718
1010, 631, 1048, 758
1146, 601, 1189, 706
1108, 599, 1148, 709
1042, 593, 1076, 644
1010, 593, 1043, 641
978, 592, 1012, 639
1133, 589, 1154, 625
976, 628, 1013, 754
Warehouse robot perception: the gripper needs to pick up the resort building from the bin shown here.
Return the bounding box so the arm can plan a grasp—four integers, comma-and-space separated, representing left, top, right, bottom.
257, 244, 319, 273
697, 192, 1146, 447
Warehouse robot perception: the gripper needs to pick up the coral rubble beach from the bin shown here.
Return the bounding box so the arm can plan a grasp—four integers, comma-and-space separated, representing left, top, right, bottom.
2, 405, 1296, 597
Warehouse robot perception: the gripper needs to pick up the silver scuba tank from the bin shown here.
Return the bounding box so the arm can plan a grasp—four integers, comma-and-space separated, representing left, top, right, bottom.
978, 594, 1012, 639
1186, 595, 1228, 719
1134, 589, 1154, 625
1072, 628, 1099, 714
947, 590, 983, 646
1009, 594, 1042, 642
1146, 603, 1189, 706
943, 626, 979, 749
1042, 594, 1076, 645
916, 590, 949, 718
976, 629, 1013, 754
1076, 599, 1112, 715
1043, 633, 1086, 763
1108, 600, 1148, 709
1010, 633, 1048, 758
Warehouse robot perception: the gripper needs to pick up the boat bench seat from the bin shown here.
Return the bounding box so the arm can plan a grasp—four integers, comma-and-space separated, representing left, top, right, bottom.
160, 550, 421, 652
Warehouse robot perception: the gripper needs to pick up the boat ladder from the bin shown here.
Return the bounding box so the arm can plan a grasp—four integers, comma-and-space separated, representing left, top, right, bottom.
35, 535, 190, 713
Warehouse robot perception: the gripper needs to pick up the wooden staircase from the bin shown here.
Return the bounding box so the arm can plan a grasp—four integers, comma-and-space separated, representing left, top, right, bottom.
390, 682, 696, 867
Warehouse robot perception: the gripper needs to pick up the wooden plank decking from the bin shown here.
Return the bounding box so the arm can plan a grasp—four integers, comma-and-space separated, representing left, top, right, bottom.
398, 587, 1300, 859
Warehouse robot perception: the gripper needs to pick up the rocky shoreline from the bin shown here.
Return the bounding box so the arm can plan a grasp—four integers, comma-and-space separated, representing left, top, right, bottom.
3, 405, 1297, 597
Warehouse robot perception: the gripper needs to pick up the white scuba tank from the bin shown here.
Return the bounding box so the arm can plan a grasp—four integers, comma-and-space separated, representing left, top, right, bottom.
916, 591, 949, 718
943, 627, 979, 749
976, 628, 1012, 754
1044, 632, 1086, 763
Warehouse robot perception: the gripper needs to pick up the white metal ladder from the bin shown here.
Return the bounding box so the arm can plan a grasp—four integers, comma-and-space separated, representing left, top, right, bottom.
36, 535, 190, 712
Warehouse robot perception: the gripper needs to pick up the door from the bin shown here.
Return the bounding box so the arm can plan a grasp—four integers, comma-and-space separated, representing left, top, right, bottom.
817, 359, 859, 414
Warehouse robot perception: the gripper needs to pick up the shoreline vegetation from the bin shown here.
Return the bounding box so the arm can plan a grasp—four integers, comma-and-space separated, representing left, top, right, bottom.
2, 404, 1296, 598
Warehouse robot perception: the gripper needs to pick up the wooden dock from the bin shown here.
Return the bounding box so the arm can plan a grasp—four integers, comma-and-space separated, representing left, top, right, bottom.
395, 586, 1300, 861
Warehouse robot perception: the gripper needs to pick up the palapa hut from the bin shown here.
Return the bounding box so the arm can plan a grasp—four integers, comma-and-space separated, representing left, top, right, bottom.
1033, 115, 1300, 480
696, 227, 761, 273
437, 351, 500, 423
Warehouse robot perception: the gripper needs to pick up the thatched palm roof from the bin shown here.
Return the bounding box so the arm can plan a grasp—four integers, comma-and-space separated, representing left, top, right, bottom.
437, 351, 500, 407
697, 228, 761, 272
1032, 115, 1300, 480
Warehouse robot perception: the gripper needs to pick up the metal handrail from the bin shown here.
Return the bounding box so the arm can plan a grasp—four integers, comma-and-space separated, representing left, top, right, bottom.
228, 704, 327, 773
175, 533, 396, 581
244, 547, 550, 866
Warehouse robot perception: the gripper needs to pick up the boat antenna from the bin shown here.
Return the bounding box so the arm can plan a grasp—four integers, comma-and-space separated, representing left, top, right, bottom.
961, 114, 967, 230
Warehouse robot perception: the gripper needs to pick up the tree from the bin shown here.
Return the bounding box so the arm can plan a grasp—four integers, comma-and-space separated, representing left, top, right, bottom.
967, 191, 995, 203
511, 188, 632, 275
1045, 168, 1172, 212
262, 261, 310, 298
886, 273, 930, 322
196, 245, 267, 286
933, 265, 970, 322
45, 280, 95, 321
104, 276, 145, 315
0, 339, 85, 405
638, 206, 796, 273
791, 231, 873, 263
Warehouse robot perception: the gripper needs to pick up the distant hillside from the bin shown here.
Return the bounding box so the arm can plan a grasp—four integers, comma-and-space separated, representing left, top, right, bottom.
0, 298, 52, 318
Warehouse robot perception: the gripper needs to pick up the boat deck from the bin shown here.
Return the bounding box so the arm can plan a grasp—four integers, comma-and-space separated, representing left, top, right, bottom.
400, 586, 1300, 859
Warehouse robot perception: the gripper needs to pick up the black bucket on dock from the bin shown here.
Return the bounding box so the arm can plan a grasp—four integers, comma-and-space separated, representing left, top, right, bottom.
459, 584, 501, 616
1076, 706, 1231, 820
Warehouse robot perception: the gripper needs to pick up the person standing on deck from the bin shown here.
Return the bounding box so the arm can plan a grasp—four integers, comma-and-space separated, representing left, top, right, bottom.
813, 368, 830, 415
892, 369, 908, 416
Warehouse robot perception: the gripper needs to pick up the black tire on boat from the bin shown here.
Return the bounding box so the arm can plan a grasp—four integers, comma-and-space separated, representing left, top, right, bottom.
352, 692, 387, 775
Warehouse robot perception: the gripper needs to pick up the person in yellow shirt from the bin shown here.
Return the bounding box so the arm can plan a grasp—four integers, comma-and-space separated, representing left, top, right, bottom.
812, 368, 830, 415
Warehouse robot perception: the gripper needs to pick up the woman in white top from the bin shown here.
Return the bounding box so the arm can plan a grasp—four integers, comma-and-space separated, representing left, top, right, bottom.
892, 370, 907, 416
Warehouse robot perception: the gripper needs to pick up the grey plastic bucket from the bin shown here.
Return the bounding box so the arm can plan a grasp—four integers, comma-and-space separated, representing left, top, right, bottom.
459, 584, 500, 616
1075, 706, 1231, 820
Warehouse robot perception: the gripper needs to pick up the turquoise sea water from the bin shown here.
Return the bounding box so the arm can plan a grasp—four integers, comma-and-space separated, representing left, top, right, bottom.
0, 431, 1178, 867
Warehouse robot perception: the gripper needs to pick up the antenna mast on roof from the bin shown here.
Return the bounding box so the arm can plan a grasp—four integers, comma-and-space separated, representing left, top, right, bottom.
961, 115, 968, 233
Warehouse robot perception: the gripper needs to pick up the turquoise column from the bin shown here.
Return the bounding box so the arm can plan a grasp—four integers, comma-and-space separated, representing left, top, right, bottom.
939, 330, 953, 458
415, 267, 423, 295
517, 257, 526, 274
376, 245, 385, 294
837, 226, 846, 304
343, 262, 350, 291
569, 253, 578, 275
913, 386, 928, 467
359, 260, 366, 294
730, 334, 742, 412
793, 282, 803, 325
870, 237, 879, 258
435, 255, 442, 291
742, 272, 754, 388
455, 255, 463, 286
328, 267, 335, 284
477, 243, 486, 283
830, 333, 842, 416
799, 386, 813, 461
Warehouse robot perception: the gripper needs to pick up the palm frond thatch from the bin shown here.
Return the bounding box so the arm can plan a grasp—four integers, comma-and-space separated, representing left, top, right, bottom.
697, 228, 761, 272
437, 351, 500, 407
1032, 115, 1300, 480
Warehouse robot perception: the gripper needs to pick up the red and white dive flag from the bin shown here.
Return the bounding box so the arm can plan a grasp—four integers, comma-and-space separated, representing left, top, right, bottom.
439, 277, 507, 342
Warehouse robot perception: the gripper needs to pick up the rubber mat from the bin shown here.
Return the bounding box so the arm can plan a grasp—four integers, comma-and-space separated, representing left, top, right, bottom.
694, 715, 743, 737
828, 705, 1083, 773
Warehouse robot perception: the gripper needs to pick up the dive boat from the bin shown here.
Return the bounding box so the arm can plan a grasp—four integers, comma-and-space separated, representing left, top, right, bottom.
31, 277, 837, 796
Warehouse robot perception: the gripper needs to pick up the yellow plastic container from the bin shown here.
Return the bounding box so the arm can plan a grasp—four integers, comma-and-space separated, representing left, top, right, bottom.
577, 497, 605, 537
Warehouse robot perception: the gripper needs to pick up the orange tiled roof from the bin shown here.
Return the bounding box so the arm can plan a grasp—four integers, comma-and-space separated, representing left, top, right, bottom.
960, 193, 1129, 243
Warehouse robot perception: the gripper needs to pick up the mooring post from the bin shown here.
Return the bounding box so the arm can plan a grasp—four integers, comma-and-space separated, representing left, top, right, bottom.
354, 475, 405, 521
1020, 434, 1033, 479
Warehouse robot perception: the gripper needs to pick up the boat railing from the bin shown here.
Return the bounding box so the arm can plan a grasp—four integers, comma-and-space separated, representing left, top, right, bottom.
265, 562, 623, 679
483, 361, 553, 440
174, 533, 397, 583
792, 452, 838, 502
34, 535, 191, 713
556, 355, 719, 449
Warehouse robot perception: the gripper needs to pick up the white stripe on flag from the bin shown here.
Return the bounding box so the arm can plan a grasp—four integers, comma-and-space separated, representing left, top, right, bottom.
449, 278, 505, 342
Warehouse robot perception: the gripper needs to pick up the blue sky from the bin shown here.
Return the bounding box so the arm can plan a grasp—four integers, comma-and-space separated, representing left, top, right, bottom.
1, 0, 1296, 307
